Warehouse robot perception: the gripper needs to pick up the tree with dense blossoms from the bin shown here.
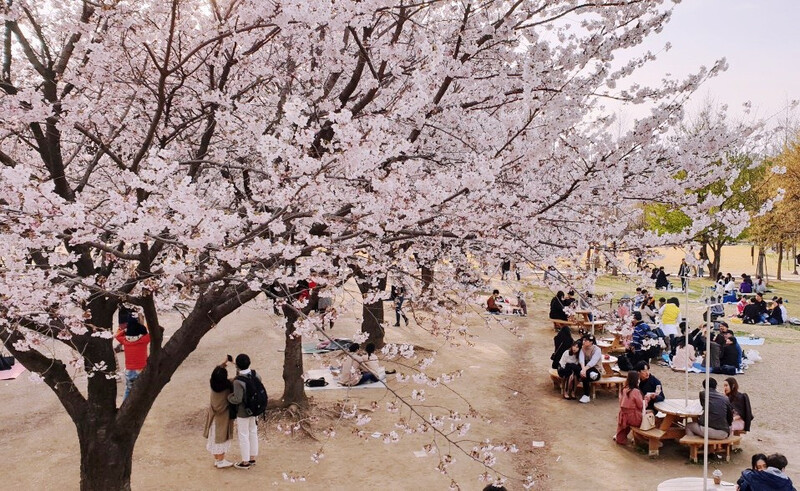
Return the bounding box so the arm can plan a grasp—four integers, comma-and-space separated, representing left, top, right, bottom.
0, 1, 757, 489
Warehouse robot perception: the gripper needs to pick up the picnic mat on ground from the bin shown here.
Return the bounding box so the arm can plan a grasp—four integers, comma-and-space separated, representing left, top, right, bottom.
0, 362, 27, 380
277, 339, 354, 354
303, 368, 386, 391
736, 336, 765, 346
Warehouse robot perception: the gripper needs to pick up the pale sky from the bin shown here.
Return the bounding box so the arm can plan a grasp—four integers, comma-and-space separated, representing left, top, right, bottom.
621, 0, 800, 131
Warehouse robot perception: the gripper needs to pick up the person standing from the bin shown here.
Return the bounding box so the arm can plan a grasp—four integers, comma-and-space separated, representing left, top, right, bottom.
393, 285, 410, 326
228, 354, 260, 469
678, 259, 690, 292
203, 359, 235, 468
500, 259, 511, 280
115, 307, 150, 400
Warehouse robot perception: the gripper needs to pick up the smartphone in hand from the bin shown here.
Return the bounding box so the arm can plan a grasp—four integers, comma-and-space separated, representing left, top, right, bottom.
227, 354, 233, 362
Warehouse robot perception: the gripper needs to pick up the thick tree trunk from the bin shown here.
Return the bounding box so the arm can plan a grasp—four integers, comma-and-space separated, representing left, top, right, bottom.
78, 422, 137, 491
357, 276, 387, 349
281, 303, 308, 407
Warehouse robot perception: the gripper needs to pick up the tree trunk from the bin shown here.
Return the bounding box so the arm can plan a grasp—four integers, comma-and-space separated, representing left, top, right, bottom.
420, 265, 434, 294
793, 244, 798, 275
777, 242, 783, 281
756, 246, 767, 278
357, 276, 388, 349
709, 241, 723, 280
280, 303, 308, 407
78, 421, 137, 491
611, 242, 618, 276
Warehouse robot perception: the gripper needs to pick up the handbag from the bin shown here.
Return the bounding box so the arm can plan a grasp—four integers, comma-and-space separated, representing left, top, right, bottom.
640, 407, 656, 431
304, 377, 328, 387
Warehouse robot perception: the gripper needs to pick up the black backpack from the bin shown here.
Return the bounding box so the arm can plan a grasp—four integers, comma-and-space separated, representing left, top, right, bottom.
236, 371, 268, 417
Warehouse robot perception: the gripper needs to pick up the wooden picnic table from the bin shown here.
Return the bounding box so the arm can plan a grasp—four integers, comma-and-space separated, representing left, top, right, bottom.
632, 399, 702, 457
580, 320, 607, 335
655, 399, 702, 431
657, 477, 735, 490
601, 329, 625, 353
600, 354, 618, 374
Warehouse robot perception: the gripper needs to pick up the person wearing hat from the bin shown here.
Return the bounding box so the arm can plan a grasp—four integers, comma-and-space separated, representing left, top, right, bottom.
577, 334, 603, 403
636, 361, 665, 411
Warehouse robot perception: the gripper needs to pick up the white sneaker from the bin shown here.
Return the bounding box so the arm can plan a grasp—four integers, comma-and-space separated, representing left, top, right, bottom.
579, 395, 590, 403
215, 459, 234, 469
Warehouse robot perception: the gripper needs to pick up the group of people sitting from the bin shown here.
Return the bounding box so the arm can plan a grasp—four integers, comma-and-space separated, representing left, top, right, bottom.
717, 272, 768, 299
552, 333, 604, 403
616, 373, 754, 447
679, 321, 747, 375
486, 289, 527, 316
736, 293, 789, 325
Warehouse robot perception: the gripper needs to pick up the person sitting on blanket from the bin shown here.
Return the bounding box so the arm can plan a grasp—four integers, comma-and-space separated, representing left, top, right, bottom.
671, 337, 696, 372
339, 343, 367, 386
486, 290, 502, 314
768, 298, 786, 325
742, 297, 763, 325
714, 334, 740, 375
685, 377, 733, 440
635, 361, 665, 411
736, 296, 748, 318
360, 343, 384, 382
713, 321, 732, 347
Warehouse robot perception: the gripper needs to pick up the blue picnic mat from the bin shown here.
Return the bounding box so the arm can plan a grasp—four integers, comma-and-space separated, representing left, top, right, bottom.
736, 336, 764, 346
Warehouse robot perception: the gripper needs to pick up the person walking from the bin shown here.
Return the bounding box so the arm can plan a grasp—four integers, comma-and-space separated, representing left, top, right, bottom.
393, 285, 409, 326
228, 354, 261, 469
678, 259, 690, 292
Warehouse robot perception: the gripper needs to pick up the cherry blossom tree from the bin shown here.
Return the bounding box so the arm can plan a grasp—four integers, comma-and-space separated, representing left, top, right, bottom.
1, 0, 756, 489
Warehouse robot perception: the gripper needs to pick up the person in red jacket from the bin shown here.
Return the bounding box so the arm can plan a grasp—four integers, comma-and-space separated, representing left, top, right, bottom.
115, 308, 150, 400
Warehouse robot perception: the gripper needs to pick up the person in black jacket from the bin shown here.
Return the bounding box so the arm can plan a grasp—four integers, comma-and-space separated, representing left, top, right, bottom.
549, 291, 568, 321
742, 298, 762, 324
723, 377, 753, 433
551, 326, 573, 370
636, 361, 665, 410
685, 377, 733, 440
655, 267, 670, 290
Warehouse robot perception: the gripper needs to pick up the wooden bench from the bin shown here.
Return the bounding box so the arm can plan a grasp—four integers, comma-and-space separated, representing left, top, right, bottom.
679, 434, 742, 463
548, 368, 562, 390
549, 369, 624, 399
552, 319, 578, 331
631, 427, 667, 457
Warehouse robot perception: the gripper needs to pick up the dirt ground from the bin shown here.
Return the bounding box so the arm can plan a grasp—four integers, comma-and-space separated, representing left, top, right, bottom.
1, 245, 799, 490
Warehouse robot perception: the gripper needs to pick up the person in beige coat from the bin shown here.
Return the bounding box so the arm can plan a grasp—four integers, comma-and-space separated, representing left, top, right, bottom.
203, 360, 235, 469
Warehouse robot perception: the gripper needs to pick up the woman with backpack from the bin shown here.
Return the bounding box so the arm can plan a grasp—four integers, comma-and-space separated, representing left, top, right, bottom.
203, 359, 235, 469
